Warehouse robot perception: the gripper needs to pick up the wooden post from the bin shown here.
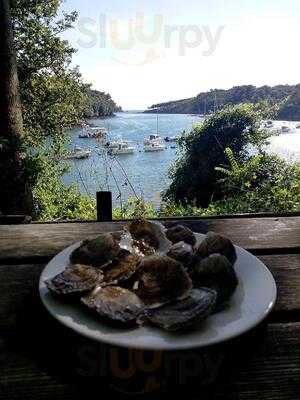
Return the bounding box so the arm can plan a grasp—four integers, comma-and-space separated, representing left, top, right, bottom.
96, 191, 112, 222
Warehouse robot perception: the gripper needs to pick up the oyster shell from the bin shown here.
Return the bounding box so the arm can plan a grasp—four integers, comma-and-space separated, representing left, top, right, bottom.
196, 232, 237, 264
145, 288, 217, 332
166, 225, 196, 247
45, 264, 102, 296
81, 286, 144, 325
127, 220, 171, 255
103, 249, 141, 285
70, 233, 120, 267
193, 254, 238, 304
167, 241, 195, 268
135, 255, 192, 307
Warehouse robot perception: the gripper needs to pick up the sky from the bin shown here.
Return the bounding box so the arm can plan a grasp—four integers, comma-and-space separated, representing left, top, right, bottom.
60, 0, 300, 110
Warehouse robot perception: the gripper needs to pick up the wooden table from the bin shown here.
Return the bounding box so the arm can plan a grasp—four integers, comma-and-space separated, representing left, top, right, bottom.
0, 216, 299, 399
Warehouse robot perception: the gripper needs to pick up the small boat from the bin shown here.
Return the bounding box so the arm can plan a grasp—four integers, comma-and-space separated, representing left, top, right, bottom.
144, 142, 165, 152
78, 131, 90, 138
281, 126, 291, 133
65, 146, 91, 160
164, 136, 177, 142
79, 127, 107, 139
264, 120, 273, 128
296, 124, 300, 129
144, 134, 165, 152
108, 140, 135, 155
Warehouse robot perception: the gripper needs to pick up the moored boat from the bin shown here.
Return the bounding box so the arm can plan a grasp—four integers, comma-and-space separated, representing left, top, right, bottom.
108, 140, 135, 155
65, 146, 91, 160
281, 125, 291, 133
79, 126, 107, 139
164, 136, 177, 142
264, 120, 273, 128
144, 134, 165, 151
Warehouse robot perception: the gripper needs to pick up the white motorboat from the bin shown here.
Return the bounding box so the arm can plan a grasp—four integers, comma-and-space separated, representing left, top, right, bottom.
65, 146, 91, 160
108, 140, 135, 155
281, 125, 291, 133
144, 142, 165, 151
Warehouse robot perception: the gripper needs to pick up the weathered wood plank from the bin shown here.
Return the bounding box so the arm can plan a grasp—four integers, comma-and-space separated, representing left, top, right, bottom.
260, 255, 300, 319
0, 322, 299, 399
0, 217, 299, 262
0, 255, 298, 329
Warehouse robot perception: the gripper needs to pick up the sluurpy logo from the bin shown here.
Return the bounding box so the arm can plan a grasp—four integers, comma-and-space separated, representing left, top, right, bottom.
75, 342, 225, 394
76, 13, 225, 66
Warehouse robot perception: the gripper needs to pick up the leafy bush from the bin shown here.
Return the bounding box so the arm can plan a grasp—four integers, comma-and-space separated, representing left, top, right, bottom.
164, 103, 274, 207
113, 197, 157, 220
211, 150, 300, 214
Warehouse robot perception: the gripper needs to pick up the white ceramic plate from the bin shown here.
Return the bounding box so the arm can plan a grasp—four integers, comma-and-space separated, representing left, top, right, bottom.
39, 233, 277, 350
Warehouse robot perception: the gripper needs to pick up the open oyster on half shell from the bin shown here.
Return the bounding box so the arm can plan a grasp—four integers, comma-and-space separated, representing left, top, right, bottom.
135, 255, 192, 307
70, 233, 120, 268
126, 220, 172, 256
102, 249, 141, 285
145, 288, 217, 332
45, 264, 102, 296
81, 286, 144, 326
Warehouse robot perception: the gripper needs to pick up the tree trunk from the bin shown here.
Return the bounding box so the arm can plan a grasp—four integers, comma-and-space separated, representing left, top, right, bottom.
0, 0, 33, 215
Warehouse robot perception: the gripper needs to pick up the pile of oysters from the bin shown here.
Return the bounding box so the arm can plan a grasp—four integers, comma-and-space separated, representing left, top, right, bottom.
45, 221, 238, 332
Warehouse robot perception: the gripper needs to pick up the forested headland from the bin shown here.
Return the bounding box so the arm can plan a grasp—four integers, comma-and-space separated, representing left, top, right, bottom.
146, 84, 300, 121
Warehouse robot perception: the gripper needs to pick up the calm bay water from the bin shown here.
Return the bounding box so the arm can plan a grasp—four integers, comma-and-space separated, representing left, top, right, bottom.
63, 113, 300, 208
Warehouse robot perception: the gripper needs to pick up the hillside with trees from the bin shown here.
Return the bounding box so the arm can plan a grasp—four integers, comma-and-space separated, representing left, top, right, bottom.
83, 88, 122, 118
145, 84, 299, 119
277, 84, 300, 120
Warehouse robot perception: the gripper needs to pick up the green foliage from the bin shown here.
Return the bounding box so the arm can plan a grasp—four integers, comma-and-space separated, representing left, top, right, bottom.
164, 103, 273, 207
113, 197, 157, 220
211, 151, 300, 214
83, 88, 122, 118
28, 151, 96, 221
9, 0, 121, 220
22, 69, 88, 147
278, 84, 300, 121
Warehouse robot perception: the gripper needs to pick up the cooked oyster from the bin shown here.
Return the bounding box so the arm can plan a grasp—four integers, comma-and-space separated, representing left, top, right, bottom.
45, 264, 102, 296
167, 241, 194, 268
70, 233, 120, 267
193, 254, 238, 304
166, 225, 196, 247
81, 286, 144, 325
103, 249, 141, 285
128, 220, 171, 254
196, 232, 237, 264
145, 288, 217, 331
135, 255, 192, 306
